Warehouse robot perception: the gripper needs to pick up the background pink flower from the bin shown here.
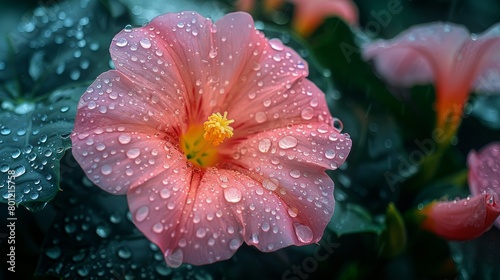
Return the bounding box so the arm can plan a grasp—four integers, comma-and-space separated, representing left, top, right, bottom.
290, 0, 358, 36
71, 11, 351, 267
362, 22, 500, 144
468, 142, 500, 228
420, 191, 500, 240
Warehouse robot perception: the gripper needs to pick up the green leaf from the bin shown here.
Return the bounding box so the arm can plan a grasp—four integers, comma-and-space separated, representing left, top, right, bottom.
448, 227, 500, 280
377, 203, 407, 258
0, 86, 83, 211
328, 198, 384, 236
2, 0, 129, 100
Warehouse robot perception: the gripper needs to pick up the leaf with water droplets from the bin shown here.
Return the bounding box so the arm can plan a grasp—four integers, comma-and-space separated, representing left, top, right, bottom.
2, 0, 131, 99
0, 87, 83, 211
328, 199, 384, 236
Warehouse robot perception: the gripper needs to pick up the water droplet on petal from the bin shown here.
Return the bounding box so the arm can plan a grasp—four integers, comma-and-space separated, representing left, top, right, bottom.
126, 148, 141, 159
209, 48, 217, 58
294, 223, 313, 243
135, 206, 149, 222
124, 24, 133, 32
140, 37, 152, 49
255, 111, 267, 123
118, 134, 131, 144
258, 139, 271, 153
160, 189, 171, 199
289, 169, 301, 178
278, 136, 298, 149
262, 179, 278, 191
269, 38, 284, 51
301, 107, 314, 120
224, 187, 242, 203
165, 249, 183, 268
332, 118, 343, 132
116, 38, 128, 47
196, 227, 207, 238
101, 165, 112, 175
153, 222, 164, 234
229, 238, 240, 250
324, 149, 336, 159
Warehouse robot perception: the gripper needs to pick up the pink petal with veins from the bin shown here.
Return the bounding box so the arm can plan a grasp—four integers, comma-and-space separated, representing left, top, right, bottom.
468, 142, 500, 228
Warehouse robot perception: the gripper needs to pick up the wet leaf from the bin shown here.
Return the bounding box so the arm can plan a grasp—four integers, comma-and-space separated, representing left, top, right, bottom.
377, 203, 407, 258
449, 227, 500, 280
328, 197, 384, 236
1, 0, 130, 99
0, 87, 82, 211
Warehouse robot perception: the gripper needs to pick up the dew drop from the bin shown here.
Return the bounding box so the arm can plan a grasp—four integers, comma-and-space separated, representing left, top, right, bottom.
324, 149, 336, 159
332, 118, 343, 132
160, 189, 171, 199
224, 187, 242, 203
96, 224, 111, 238
126, 148, 141, 159
1, 128, 11, 135
118, 134, 131, 144
209, 48, 218, 58
269, 38, 284, 51
117, 247, 132, 259
124, 24, 133, 32
278, 136, 298, 149
301, 107, 314, 120
116, 38, 128, 47
101, 165, 112, 175
45, 247, 61, 259
262, 179, 278, 191
255, 111, 267, 123
152, 222, 164, 234
229, 238, 240, 250
165, 249, 183, 268
135, 206, 149, 222
196, 227, 207, 238
294, 223, 313, 243
289, 169, 301, 178
140, 37, 151, 49
258, 139, 272, 153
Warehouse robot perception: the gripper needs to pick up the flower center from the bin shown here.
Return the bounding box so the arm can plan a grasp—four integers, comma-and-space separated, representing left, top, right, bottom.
180, 112, 234, 168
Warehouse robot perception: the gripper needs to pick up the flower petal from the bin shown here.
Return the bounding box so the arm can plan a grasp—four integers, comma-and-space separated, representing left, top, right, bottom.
291, 0, 359, 36
421, 192, 500, 240
222, 123, 351, 237
362, 22, 470, 87
468, 142, 500, 228
469, 23, 500, 93
228, 78, 331, 138
71, 71, 184, 194
127, 166, 313, 267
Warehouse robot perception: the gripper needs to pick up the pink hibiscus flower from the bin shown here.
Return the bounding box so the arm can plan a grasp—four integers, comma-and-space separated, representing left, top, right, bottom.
71, 11, 351, 267
468, 142, 500, 228
362, 22, 500, 144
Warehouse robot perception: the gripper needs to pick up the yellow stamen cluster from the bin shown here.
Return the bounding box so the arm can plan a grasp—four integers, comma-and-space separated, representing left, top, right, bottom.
203, 112, 234, 146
